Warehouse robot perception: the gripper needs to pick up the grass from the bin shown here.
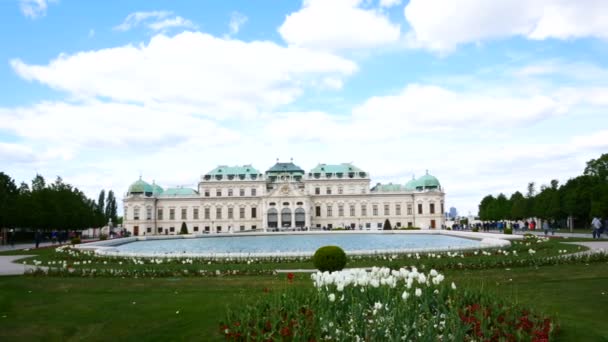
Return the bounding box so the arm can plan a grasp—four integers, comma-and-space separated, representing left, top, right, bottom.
0, 263, 607, 341
1, 237, 607, 341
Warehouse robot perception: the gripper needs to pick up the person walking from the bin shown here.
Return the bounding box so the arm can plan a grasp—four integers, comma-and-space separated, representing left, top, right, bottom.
591, 217, 602, 239
35, 229, 41, 248
8, 228, 15, 247
530, 220, 537, 231
543, 220, 550, 236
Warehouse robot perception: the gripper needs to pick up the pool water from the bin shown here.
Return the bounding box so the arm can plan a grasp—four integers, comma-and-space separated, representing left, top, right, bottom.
112, 233, 483, 255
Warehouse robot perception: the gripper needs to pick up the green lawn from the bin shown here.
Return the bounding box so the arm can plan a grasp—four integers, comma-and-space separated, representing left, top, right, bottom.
1, 262, 608, 341
1, 238, 607, 341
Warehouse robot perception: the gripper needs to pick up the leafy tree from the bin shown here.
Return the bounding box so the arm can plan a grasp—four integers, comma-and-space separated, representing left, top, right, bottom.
105, 190, 118, 223
495, 193, 510, 220
478, 195, 496, 221
97, 190, 105, 218
510, 191, 526, 220
584, 153, 608, 181
383, 219, 392, 230
0, 172, 18, 229
32, 174, 46, 192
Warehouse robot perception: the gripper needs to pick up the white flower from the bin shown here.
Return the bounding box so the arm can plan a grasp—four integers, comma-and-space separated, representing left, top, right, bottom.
451, 282, 457, 290
415, 288, 422, 297
374, 302, 383, 310
402, 291, 409, 301
328, 293, 336, 302
429, 269, 438, 277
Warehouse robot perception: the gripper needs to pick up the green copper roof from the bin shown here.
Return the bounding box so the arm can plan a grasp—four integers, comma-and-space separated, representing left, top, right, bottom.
404, 177, 419, 190
161, 187, 199, 196
127, 178, 154, 195
266, 162, 305, 174
151, 183, 164, 195
204, 165, 262, 180
309, 163, 364, 174
371, 183, 404, 192
417, 173, 441, 189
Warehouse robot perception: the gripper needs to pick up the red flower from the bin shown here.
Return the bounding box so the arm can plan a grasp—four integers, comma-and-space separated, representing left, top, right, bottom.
280, 326, 292, 337
287, 272, 295, 283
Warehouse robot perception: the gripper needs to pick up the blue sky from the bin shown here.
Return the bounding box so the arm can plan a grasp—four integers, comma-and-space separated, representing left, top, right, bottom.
1, 0, 608, 216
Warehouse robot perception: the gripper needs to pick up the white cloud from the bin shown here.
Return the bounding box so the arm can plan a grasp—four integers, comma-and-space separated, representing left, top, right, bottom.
352, 84, 567, 130
0, 142, 36, 163
229, 12, 248, 35
10, 31, 357, 118
20, 0, 51, 19
279, 0, 401, 50
379, 0, 402, 8
114, 11, 196, 32
404, 0, 608, 53
114, 11, 172, 31
147, 16, 197, 32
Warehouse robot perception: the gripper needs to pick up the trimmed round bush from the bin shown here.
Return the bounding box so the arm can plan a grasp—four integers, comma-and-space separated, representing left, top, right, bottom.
71, 237, 81, 245
313, 245, 347, 272
504, 227, 513, 235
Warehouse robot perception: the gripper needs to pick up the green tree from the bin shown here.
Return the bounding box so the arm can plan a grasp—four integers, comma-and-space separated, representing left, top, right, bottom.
383, 219, 392, 230
584, 153, 608, 181
525, 182, 536, 218
97, 190, 105, 218
105, 190, 118, 223
180, 222, 188, 234
0, 172, 18, 229
510, 191, 526, 220
32, 174, 46, 192
478, 195, 496, 221
495, 193, 509, 220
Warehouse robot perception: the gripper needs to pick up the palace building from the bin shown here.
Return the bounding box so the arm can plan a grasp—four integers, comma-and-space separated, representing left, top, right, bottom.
122, 161, 445, 235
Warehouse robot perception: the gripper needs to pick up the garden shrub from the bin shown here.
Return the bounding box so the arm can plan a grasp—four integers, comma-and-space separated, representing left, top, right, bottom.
504, 227, 513, 235
472, 226, 480, 232
99, 234, 108, 240
71, 237, 81, 245
383, 219, 392, 230
180, 222, 188, 234
313, 245, 347, 272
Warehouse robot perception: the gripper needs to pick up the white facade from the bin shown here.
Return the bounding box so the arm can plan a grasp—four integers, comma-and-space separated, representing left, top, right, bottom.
123, 162, 445, 236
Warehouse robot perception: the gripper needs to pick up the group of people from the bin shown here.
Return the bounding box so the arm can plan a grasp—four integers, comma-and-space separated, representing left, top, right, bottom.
591, 217, 606, 239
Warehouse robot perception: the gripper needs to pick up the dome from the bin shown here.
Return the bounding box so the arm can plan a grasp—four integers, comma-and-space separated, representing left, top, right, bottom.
162, 187, 198, 196
404, 177, 419, 191
417, 172, 441, 189
127, 178, 154, 196
152, 183, 164, 195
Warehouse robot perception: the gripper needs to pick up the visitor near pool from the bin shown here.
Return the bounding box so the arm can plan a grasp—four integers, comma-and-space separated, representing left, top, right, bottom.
122, 160, 445, 235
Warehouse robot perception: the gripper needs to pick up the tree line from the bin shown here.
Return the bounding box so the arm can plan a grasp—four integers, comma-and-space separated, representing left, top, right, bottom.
478, 153, 608, 226
0, 172, 118, 232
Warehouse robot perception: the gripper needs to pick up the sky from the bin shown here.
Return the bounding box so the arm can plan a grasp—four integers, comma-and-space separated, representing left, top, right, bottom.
1, 0, 607, 216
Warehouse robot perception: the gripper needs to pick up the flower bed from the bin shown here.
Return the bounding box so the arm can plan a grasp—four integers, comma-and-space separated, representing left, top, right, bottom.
18, 236, 608, 278
221, 267, 558, 341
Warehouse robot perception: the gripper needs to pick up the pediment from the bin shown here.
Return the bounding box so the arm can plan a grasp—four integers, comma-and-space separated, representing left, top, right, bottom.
267, 183, 305, 198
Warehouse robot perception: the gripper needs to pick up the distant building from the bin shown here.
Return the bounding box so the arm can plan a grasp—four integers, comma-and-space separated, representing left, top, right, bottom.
122, 160, 446, 235
448, 207, 458, 219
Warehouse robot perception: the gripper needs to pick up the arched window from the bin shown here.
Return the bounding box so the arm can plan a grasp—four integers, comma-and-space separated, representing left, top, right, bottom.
295, 208, 305, 228
281, 208, 292, 228
267, 208, 278, 228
